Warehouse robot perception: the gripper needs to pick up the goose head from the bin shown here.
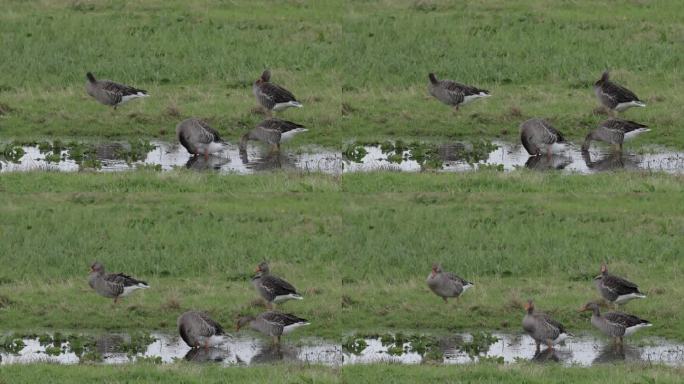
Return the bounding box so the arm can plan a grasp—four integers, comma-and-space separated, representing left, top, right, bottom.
235, 315, 256, 332
524, 299, 535, 314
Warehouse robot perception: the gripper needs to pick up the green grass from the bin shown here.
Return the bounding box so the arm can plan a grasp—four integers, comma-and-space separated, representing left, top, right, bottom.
1, 362, 683, 384
0, 170, 682, 341
1, 0, 683, 147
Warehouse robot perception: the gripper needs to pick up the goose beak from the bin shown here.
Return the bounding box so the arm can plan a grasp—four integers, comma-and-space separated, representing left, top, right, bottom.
577, 306, 587, 313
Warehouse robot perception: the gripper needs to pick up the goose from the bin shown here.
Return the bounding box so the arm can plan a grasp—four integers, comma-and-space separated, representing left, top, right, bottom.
251, 261, 303, 309
177, 311, 226, 349
236, 311, 309, 345
88, 261, 149, 303
428, 73, 490, 112
594, 71, 646, 115
176, 118, 227, 160
578, 302, 651, 344
426, 263, 473, 304
85, 72, 148, 109
581, 119, 649, 152
522, 300, 572, 352
594, 264, 646, 308
520, 118, 570, 158
239, 118, 307, 152
253, 70, 302, 115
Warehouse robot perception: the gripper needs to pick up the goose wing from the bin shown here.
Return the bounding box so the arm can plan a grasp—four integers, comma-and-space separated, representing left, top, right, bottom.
602, 119, 648, 133
260, 275, 298, 296
602, 273, 640, 296
604, 312, 648, 328
105, 272, 147, 287
197, 312, 224, 335
258, 82, 297, 104
259, 118, 305, 134
195, 119, 222, 143
262, 311, 307, 326
601, 81, 640, 104
445, 272, 470, 286
99, 80, 147, 97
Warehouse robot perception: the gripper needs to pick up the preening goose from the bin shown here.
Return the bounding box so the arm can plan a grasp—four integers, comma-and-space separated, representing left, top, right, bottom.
428, 73, 490, 112
522, 300, 572, 352
85, 72, 148, 109
176, 118, 227, 160
253, 70, 302, 115
520, 118, 569, 158
88, 261, 149, 303
594, 264, 646, 308
579, 302, 651, 344
581, 119, 649, 152
426, 263, 473, 304
251, 261, 303, 309
236, 311, 309, 345
594, 71, 646, 115
239, 118, 307, 152
177, 311, 226, 349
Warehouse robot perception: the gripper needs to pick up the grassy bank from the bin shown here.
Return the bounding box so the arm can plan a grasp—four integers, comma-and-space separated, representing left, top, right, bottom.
1, 0, 683, 147
0, 171, 682, 340
1, 362, 683, 384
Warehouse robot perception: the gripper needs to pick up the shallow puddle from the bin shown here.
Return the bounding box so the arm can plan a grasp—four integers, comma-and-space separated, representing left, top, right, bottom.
2, 331, 683, 367
1, 140, 683, 174
343, 332, 684, 367
0, 332, 341, 366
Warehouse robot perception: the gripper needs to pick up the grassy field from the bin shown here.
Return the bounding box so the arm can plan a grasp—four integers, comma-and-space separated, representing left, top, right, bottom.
0, 171, 682, 340
0, 0, 683, 147
1, 362, 683, 384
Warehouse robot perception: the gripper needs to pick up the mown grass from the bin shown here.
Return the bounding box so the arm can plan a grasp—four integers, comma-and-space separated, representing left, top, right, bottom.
0, 171, 682, 341
1, 0, 683, 147
1, 362, 682, 383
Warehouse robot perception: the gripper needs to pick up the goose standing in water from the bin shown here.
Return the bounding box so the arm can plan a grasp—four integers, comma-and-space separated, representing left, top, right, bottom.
253, 70, 302, 116
594, 71, 646, 116
594, 264, 646, 308
239, 118, 307, 153
578, 302, 651, 345
522, 300, 571, 352
428, 73, 490, 112
426, 263, 473, 304
236, 311, 309, 345
252, 261, 303, 309
88, 261, 149, 303
581, 119, 650, 152
520, 118, 569, 159
177, 311, 226, 349
176, 118, 227, 160
85, 72, 148, 110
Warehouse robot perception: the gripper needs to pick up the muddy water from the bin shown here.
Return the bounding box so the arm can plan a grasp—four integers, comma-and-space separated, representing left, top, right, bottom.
2, 331, 683, 367
1, 140, 683, 174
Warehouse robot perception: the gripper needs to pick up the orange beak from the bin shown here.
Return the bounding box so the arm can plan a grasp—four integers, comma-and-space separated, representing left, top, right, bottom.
254, 267, 260, 273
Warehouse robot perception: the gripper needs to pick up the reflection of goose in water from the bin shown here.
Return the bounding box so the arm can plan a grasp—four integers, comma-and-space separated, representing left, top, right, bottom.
530, 347, 572, 363
582, 150, 642, 172
249, 344, 299, 365
239, 148, 286, 171
183, 347, 229, 363
592, 342, 641, 365
94, 334, 128, 354
185, 155, 229, 171
525, 154, 573, 170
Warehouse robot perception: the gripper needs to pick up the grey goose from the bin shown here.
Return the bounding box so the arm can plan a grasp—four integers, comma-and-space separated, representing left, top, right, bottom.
177, 311, 226, 349
85, 72, 148, 109
239, 118, 307, 152
581, 119, 649, 152
176, 118, 227, 159
522, 300, 571, 352
88, 261, 149, 303
251, 261, 303, 309
594, 264, 646, 308
428, 73, 490, 112
253, 70, 302, 115
520, 118, 569, 158
426, 263, 473, 304
594, 71, 646, 115
579, 302, 651, 344
236, 311, 309, 344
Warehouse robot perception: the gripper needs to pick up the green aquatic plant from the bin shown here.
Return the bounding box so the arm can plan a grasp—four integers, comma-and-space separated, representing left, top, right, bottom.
1, 144, 25, 163
0, 335, 26, 354
342, 336, 368, 355
342, 144, 368, 163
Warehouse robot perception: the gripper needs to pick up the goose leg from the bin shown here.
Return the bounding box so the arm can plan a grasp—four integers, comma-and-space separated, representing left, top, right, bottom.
204, 340, 209, 351
535, 342, 540, 353
546, 146, 552, 160
546, 340, 554, 350
442, 297, 448, 304
453, 104, 460, 113
204, 148, 209, 161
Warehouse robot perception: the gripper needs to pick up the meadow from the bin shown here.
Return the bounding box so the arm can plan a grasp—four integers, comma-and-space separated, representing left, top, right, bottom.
0, 0, 683, 147
1, 0, 684, 382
